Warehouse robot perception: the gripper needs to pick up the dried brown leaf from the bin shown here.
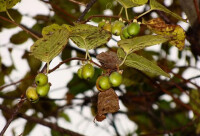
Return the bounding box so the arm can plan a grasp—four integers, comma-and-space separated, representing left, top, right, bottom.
97, 51, 121, 70
95, 88, 120, 122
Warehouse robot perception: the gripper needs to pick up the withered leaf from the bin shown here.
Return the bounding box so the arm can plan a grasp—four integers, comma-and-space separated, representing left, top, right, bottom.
95, 88, 119, 122
97, 51, 121, 70
144, 18, 186, 50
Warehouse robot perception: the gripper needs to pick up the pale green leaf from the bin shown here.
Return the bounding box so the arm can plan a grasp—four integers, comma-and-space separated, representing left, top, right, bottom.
150, 0, 187, 22
0, 0, 20, 12
30, 26, 70, 63
0, 1, 6, 12
118, 35, 169, 54
42, 24, 61, 36
117, 48, 170, 78
59, 112, 71, 122
6, 0, 21, 9
116, 0, 148, 8
70, 24, 111, 50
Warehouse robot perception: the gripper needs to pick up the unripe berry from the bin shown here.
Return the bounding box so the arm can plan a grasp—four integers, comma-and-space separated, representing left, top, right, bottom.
36, 83, 50, 97
82, 63, 95, 80
111, 21, 125, 36
98, 76, 111, 90
77, 67, 83, 79
98, 21, 106, 28
35, 73, 48, 86
127, 23, 140, 36
109, 72, 123, 87
122, 27, 131, 39
26, 86, 39, 103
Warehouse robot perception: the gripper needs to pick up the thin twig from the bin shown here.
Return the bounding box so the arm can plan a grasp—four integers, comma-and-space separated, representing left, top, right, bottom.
0, 15, 39, 39
82, 15, 127, 23
193, 0, 200, 23
77, 0, 98, 22
0, 95, 25, 136
0, 104, 84, 136
49, 57, 102, 73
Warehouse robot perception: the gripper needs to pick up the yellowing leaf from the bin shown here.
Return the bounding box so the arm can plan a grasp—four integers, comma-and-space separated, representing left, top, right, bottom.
117, 48, 170, 78
42, 24, 61, 36
0, 0, 21, 12
70, 24, 111, 50
118, 35, 169, 54
116, 0, 148, 8
30, 26, 70, 63
150, 0, 187, 22
144, 18, 186, 50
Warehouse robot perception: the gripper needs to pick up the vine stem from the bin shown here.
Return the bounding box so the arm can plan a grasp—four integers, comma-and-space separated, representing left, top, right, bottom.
49, 57, 102, 73
6, 10, 14, 22
118, 7, 124, 16
136, 9, 152, 19
125, 8, 129, 20
119, 53, 128, 67
193, 0, 200, 23
0, 15, 39, 39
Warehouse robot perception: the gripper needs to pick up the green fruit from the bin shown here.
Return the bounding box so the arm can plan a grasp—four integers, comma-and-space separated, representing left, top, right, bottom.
77, 67, 83, 79
98, 21, 106, 28
82, 63, 95, 80
26, 87, 39, 103
35, 73, 48, 86
122, 27, 131, 39
103, 23, 112, 32
111, 21, 125, 36
127, 23, 140, 36
36, 83, 50, 97
98, 76, 111, 90
109, 72, 123, 87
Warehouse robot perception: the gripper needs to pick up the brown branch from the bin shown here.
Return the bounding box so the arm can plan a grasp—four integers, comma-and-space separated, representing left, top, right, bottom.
77, 0, 98, 22
49, 57, 102, 73
0, 16, 39, 39
0, 104, 84, 136
193, 0, 200, 23
0, 75, 35, 91
0, 95, 25, 136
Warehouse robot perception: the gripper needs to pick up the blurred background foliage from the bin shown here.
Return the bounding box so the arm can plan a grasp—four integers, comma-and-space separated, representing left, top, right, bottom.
1, 0, 200, 136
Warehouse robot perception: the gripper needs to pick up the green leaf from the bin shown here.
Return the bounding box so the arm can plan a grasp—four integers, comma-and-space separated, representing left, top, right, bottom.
0, 0, 21, 12
118, 35, 169, 54
150, 0, 187, 22
59, 112, 71, 122
10, 31, 29, 45
61, 45, 71, 65
116, 0, 148, 8
70, 24, 111, 50
23, 121, 36, 136
42, 24, 62, 36
0, 9, 22, 28
117, 48, 170, 78
30, 26, 70, 63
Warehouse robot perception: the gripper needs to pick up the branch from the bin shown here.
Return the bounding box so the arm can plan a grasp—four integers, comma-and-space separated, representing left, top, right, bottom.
193, 0, 200, 23
0, 15, 39, 39
77, 0, 98, 22
0, 96, 25, 136
0, 104, 84, 136
49, 57, 102, 73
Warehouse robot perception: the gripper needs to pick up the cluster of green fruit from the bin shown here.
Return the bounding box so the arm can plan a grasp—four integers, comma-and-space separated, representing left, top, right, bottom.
77, 63, 95, 80
97, 72, 123, 91
26, 73, 50, 103
98, 20, 140, 39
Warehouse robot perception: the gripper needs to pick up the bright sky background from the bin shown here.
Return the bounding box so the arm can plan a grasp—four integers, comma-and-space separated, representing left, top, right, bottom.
0, 0, 200, 136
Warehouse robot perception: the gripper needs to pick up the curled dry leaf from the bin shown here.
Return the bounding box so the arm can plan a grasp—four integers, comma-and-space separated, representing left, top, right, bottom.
144, 18, 186, 50
95, 88, 120, 122
96, 51, 121, 70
